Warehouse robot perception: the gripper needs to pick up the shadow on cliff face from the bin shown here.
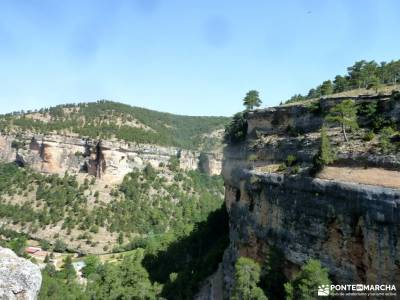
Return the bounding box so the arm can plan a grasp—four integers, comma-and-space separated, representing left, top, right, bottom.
142, 204, 229, 300
260, 246, 288, 300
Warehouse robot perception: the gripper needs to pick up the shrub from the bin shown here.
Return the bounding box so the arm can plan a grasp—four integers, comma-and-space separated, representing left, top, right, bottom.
363, 130, 375, 141
143, 164, 157, 180
54, 239, 67, 252
312, 127, 335, 174
90, 225, 99, 233
168, 156, 180, 172
224, 112, 248, 144
286, 155, 297, 167
306, 101, 322, 115
379, 127, 396, 153
291, 165, 300, 174
39, 240, 51, 251
284, 259, 331, 300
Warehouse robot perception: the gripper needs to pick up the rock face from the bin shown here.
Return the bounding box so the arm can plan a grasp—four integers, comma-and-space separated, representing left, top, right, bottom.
0, 247, 42, 300
221, 95, 400, 297
0, 133, 222, 181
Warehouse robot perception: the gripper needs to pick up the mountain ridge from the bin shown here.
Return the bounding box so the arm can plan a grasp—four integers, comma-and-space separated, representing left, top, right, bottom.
0, 100, 229, 151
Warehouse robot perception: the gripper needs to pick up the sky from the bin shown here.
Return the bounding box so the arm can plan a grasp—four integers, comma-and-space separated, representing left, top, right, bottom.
0, 0, 399, 116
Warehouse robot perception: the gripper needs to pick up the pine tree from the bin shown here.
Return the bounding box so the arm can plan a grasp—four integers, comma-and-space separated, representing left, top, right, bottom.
231, 257, 268, 300
325, 99, 358, 142
284, 259, 331, 300
312, 127, 336, 174
320, 80, 333, 96
243, 90, 262, 110
367, 76, 381, 93
318, 127, 335, 165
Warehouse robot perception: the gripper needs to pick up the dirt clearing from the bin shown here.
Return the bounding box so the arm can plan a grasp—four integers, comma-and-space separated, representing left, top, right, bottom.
318, 167, 400, 189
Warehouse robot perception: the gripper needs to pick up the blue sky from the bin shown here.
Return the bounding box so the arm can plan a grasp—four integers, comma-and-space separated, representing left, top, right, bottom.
0, 0, 399, 116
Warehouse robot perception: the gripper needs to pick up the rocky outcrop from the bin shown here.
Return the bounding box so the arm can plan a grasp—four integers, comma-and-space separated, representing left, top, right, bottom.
0, 133, 222, 181
221, 95, 400, 297
0, 247, 42, 300
198, 152, 223, 176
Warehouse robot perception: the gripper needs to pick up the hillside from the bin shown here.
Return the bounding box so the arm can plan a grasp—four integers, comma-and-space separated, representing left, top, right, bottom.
0, 101, 229, 256
0, 101, 230, 299
0, 100, 229, 151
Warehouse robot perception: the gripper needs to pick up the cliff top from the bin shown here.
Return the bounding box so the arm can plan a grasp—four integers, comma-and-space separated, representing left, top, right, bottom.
281, 84, 400, 107
224, 91, 400, 191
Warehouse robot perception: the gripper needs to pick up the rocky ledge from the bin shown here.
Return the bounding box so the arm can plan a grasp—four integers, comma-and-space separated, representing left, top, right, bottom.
0, 247, 42, 300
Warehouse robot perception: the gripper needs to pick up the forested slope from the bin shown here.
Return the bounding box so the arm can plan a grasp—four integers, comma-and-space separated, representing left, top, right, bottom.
0, 100, 229, 150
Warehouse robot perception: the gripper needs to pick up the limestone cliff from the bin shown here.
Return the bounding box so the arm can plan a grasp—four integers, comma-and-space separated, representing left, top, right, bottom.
221, 94, 400, 297
0, 247, 42, 300
0, 133, 222, 182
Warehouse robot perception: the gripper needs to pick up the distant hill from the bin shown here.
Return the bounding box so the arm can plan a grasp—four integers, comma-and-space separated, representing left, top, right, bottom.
0, 100, 229, 151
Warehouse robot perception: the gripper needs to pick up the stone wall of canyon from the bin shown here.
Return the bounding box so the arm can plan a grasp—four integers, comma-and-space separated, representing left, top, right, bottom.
0, 133, 222, 182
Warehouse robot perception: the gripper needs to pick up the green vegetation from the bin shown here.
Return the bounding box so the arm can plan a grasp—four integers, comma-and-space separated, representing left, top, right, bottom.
0, 227, 28, 257
243, 90, 262, 110
0, 162, 227, 298
363, 130, 375, 141
110, 167, 223, 238
231, 257, 268, 300
39, 265, 87, 300
356, 94, 399, 135
0, 100, 228, 150
82, 255, 101, 278
38, 205, 228, 300
285, 59, 400, 103
278, 155, 300, 174
40, 251, 159, 300
86, 249, 160, 299
0, 164, 93, 235
325, 99, 358, 142
142, 206, 229, 299
224, 89, 262, 145
379, 127, 399, 153
224, 112, 248, 144
0, 163, 223, 242
312, 127, 336, 174
230, 254, 329, 300
284, 259, 331, 300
